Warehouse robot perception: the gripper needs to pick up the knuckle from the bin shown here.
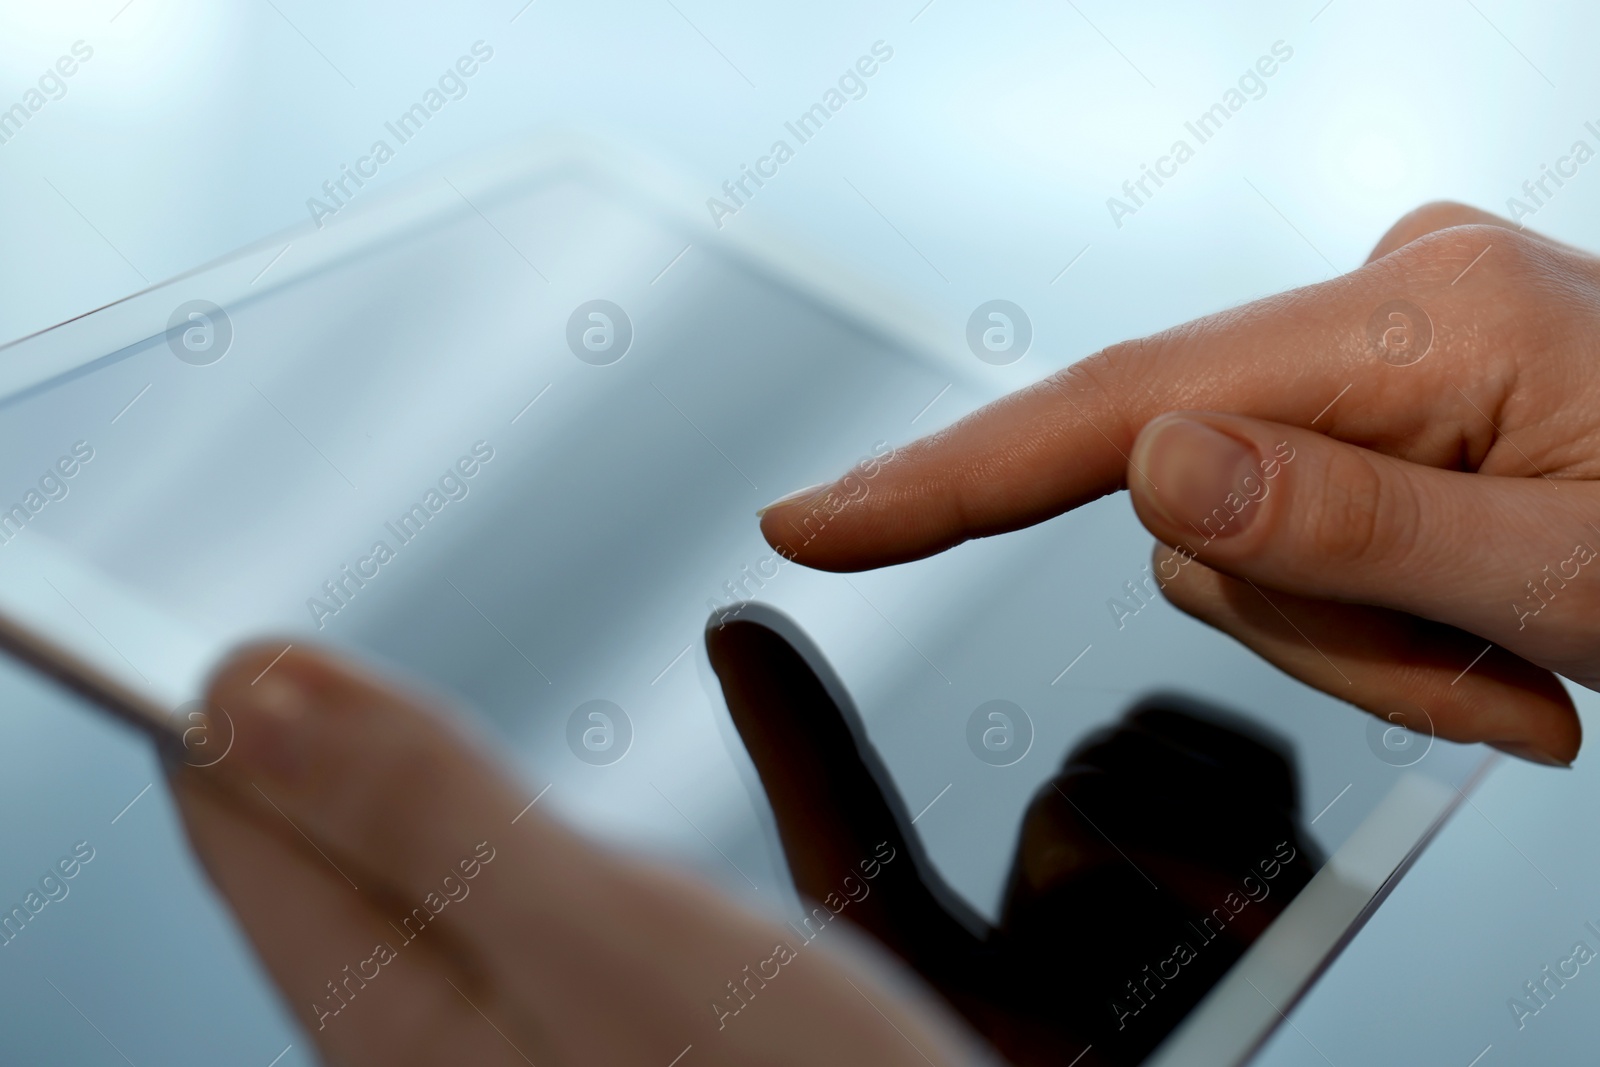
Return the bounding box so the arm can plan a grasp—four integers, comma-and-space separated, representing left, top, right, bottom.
1048, 335, 1167, 434
1375, 201, 1494, 253
1376, 224, 1595, 343
1295, 447, 1419, 571
1369, 223, 1600, 405
1387, 223, 1548, 287
1049, 342, 1128, 401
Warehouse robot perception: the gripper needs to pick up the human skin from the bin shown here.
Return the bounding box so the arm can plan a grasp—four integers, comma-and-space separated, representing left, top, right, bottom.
163, 202, 1599, 1066
760, 202, 1600, 768
166, 644, 975, 1067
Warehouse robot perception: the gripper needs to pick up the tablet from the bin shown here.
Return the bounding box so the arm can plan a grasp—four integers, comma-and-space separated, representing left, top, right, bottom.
0, 138, 1491, 1065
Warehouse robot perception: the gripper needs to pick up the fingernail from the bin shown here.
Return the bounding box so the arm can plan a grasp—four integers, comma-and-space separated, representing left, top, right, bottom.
232, 672, 311, 781
757, 483, 826, 518
1134, 417, 1261, 539
1491, 741, 1572, 768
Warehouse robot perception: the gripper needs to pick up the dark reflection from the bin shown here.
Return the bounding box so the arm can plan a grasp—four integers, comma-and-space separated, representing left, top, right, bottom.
707, 608, 1322, 1066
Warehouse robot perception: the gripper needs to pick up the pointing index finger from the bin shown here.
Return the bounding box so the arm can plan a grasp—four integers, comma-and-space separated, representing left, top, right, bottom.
759, 224, 1551, 571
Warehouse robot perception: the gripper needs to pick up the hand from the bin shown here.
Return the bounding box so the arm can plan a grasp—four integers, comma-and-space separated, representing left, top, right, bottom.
758, 202, 1600, 767
167, 644, 973, 1066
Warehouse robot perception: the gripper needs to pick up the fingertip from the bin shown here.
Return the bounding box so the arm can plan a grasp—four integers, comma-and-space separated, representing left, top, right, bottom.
1487, 680, 1583, 768
756, 509, 800, 563
1398, 642, 1583, 769
201, 641, 412, 786
206, 639, 306, 701
756, 498, 810, 565
755, 489, 857, 572
756, 483, 828, 519
1491, 741, 1575, 768
199, 642, 318, 784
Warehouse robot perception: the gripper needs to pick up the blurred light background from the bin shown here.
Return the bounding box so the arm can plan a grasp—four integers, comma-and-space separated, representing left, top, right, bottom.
2, 1, 1599, 1064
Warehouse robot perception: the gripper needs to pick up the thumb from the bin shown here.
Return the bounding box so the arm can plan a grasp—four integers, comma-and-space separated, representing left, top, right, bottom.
1126, 412, 1600, 692
176, 643, 971, 1066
